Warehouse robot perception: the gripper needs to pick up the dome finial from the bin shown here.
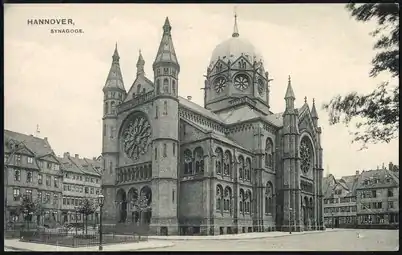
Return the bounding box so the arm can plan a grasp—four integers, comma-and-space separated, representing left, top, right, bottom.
232, 6, 239, 38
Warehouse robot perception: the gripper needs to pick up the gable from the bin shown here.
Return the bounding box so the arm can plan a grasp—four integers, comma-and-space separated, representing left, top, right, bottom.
231, 55, 253, 70
298, 106, 316, 136
180, 119, 209, 143
15, 144, 36, 157
38, 153, 60, 164
124, 76, 154, 102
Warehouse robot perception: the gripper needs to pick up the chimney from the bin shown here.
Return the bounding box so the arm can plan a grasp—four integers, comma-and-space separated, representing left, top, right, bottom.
44, 137, 48, 142
389, 162, 393, 171
355, 170, 359, 176
93, 157, 96, 160
187, 96, 192, 101
63, 152, 70, 158
75, 154, 79, 158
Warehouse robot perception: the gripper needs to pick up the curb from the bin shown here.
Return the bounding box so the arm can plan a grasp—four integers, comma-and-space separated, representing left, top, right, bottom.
129, 243, 176, 251
147, 229, 353, 241
4, 246, 29, 251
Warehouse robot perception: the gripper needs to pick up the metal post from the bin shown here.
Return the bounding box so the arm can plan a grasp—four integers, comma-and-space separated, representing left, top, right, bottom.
99, 205, 103, 251
289, 208, 292, 234
75, 207, 78, 236
331, 212, 334, 229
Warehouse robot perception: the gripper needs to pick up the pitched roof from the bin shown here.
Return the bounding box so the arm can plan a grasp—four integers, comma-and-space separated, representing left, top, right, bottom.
179, 96, 225, 124
4, 130, 54, 157
355, 168, 398, 190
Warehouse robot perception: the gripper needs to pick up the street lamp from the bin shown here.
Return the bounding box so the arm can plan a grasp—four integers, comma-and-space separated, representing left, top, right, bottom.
289, 207, 292, 234
331, 211, 334, 229
74, 206, 79, 236
97, 194, 105, 251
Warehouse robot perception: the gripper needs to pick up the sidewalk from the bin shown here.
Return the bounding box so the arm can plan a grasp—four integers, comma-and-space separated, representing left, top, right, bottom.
148, 228, 355, 241
4, 239, 175, 252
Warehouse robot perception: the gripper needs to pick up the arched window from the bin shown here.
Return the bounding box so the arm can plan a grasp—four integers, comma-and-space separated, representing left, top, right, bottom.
224, 186, 232, 214
265, 181, 273, 215
163, 144, 167, 157
103, 124, 106, 136
265, 138, 274, 168
245, 158, 251, 181
238, 156, 244, 180
132, 93, 136, 98
216, 185, 223, 212
156, 80, 161, 95
163, 79, 169, 93
215, 148, 223, 175
224, 151, 232, 177
135, 167, 139, 180
154, 148, 157, 160
155, 105, 159, 119
137, 84, 142, 94
194, 147, 204, 174
111, 101, 116, 114
172, 80, 176, 95
245, 190, 252, 213
239, 189, 245, 215
163, 101, 168, 115
142, 88, 146, 94
104, 102, 108, 115
139, 167, 143, 179
109, 161, 113, 174
184, 149, 193, 175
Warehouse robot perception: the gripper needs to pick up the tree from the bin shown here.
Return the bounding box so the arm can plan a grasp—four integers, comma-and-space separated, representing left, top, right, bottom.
132, 194, 150, 238
323, 3, 399, 148
78, 198, 97, 235
16, 195, 40, 229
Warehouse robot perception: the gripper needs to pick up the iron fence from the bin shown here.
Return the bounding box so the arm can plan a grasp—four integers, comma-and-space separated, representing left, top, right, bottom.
18, 223, 148, 247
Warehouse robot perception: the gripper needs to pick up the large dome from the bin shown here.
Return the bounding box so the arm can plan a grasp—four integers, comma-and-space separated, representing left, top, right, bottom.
209, 36, 264, 68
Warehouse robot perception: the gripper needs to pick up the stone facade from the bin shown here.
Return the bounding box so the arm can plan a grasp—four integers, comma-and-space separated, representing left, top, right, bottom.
101, 16, 325, 235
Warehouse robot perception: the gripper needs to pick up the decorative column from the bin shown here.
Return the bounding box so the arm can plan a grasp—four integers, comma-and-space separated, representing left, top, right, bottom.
232, 148, 239, 233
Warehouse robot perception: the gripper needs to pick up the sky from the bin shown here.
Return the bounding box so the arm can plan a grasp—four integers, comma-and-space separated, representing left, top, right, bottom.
4, 4, 399, 178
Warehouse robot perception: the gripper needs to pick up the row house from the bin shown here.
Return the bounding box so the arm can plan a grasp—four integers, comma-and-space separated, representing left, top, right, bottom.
4, 130, 64, 226
323, 162, 399, 229
58, 153, 102, 225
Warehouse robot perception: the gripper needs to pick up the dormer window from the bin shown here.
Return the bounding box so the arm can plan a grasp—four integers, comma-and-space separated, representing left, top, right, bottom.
27, 157, 33, 164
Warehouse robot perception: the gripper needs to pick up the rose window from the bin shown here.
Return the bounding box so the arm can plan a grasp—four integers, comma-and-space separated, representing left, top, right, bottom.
122, 115, 152, 160
214, 77, 226, 94
258, 79, 265, 95
234, 74, 249, 91
300, 140, 311, 174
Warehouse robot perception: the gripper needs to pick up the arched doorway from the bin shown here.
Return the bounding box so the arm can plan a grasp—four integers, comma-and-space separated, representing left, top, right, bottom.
127, 188, 139, 223
139, 186, 152, 225
303, 196, 308, 229
116, 189, 127, 223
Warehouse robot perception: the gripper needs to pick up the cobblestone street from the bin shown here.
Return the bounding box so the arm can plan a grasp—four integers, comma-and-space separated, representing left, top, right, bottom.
145, 229, 399, 251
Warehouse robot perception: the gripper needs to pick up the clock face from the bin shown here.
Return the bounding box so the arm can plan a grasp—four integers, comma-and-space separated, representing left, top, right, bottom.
214, 77, 226, 94
234, 74, 249, 91
258, 79, 265, 95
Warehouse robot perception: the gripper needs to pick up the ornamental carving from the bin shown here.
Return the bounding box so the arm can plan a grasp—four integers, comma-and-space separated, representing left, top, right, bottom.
122, 115, 152, 160
300, 139, 311, 174
214, 77, 226, 94
234, 74, 249, 91
258, 79, 265, 95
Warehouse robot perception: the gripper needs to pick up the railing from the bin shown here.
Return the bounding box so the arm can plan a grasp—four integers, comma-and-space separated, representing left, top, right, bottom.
18, 223, 147, 247
118, 91, 155, 113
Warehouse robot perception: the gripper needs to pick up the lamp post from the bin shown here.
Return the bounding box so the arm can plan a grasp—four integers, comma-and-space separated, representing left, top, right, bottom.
97, 194, 105, 251
289, 207, 292, 234
74, 206, 78, 236
331, 211, 334, 229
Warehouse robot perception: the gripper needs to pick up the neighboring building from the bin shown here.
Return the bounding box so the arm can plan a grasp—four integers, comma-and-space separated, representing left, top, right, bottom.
100, 16, 325, 235
323, 173, 359, 228
355, 166, 399, 229
323, 163, 399, 229
59, 153, 103, 225
4, 130, 64, 226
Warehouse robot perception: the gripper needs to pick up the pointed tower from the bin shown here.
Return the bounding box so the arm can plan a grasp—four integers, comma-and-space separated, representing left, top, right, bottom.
281, 75, 302, 232
150, 17, 180, 235
311, 98, 318, 127
136, 50, 145, 77
102, 44, 126, 223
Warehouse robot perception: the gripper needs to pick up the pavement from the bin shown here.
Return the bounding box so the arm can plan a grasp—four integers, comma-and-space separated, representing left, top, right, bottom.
4, 239, 175, 252
4, 229, 399, 251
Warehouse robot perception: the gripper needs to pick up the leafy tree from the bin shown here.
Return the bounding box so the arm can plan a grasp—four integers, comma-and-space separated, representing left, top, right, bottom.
78, 198, 97, 235
16, 195, 40, 229
132, 194, 150, 238
323, 3, 399, 148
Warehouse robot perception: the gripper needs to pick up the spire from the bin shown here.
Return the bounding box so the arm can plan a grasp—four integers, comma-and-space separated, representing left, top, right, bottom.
285, 75, 295, 99
311, 98, 318, 119
104, 44, 125, 91
112, 42, 119, 62
153, 17, 180, 72
136, 49, 145, 77
232, 7, 239, 38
